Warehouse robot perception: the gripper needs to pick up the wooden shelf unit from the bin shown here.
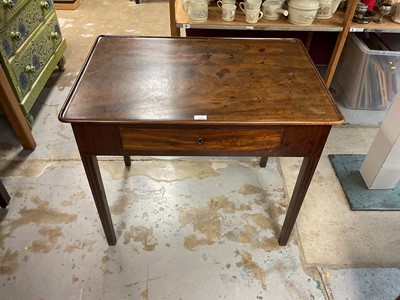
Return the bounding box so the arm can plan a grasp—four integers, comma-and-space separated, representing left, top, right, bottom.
175, 0, 344, 31
350, 16, 400, 32
171, 0, 400, 88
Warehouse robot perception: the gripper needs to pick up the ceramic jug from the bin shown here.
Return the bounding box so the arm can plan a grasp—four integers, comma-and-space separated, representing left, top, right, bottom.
183, 0, 209, 22
262, 0, 289, 20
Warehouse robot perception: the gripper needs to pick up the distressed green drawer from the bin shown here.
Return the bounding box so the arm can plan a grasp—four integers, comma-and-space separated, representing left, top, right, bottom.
10, 11, 62, 98
0, 0, 53, 60
0, 0, 27, 24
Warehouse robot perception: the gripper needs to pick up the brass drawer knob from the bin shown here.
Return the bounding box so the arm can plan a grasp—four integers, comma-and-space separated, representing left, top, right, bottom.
40, 1, 50, 9
10, 31, 22, 40
2, 0, 14, 8
51, 32, 60, 40
25, 65, 36, 73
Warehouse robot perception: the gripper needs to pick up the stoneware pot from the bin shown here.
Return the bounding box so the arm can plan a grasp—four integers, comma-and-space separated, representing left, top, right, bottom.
288, 0, 320, 25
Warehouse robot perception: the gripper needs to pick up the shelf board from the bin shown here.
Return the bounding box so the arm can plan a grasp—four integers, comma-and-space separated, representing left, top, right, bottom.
175, 0, 344, 32
350, 16, 400, 33
54, 0, 82, 10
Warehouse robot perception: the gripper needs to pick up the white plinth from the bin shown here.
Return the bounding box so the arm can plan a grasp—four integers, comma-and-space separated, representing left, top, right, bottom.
360, 93, 400, 189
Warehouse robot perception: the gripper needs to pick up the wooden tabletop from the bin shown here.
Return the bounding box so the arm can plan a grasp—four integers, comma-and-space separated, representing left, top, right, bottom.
59, 36, 344, 126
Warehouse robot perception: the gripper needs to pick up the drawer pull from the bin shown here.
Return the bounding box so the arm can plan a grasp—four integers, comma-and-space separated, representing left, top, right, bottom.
197, 137, 203, 145
40, 1, 49, 9
51, 32, 60, 40
25, 65, 36, 73
10, 31, 22, 40
2, 0, 14, 8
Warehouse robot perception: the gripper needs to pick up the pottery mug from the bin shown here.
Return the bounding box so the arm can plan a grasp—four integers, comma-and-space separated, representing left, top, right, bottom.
239, 0, 262, 11
262, 0, 288, 20
183, 0, 209, 22
245, 8, 263, 23
220, 3, 237, 21
217, 0, 236, 8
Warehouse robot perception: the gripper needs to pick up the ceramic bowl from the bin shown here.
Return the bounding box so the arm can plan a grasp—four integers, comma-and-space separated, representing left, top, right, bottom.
288, 0, 319, 25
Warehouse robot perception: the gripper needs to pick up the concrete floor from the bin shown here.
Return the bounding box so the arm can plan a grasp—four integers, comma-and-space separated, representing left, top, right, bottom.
1, 0, 400, 299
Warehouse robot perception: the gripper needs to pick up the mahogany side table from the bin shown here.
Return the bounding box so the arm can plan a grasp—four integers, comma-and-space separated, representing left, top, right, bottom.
59, 36, 344, 245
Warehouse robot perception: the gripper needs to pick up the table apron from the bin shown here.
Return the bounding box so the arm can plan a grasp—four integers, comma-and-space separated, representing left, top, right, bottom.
72, 124, 332, 157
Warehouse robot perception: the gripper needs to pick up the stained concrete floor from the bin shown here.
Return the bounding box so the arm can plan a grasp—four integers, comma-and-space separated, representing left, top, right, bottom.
1, 0, 400, 299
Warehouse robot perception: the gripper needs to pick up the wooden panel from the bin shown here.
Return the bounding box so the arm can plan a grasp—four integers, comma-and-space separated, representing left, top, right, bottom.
59, 36, 344, 126
120, 128, 284, 151
71, 124, 331, 157
0, 65, 36, 149
54, 0, 82, 10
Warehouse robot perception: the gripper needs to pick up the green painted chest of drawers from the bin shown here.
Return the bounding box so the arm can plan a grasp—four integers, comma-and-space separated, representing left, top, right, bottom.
0, 0, 66, 125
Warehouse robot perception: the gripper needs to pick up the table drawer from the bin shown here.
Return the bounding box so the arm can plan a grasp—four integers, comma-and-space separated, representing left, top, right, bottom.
120, 128, 284, 151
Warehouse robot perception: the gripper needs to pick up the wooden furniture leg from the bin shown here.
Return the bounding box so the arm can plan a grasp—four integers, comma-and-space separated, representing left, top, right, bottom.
123, 155, 131, 167
0, 66, 36, 150
170, 0, 180, 36
260, 157, 268, 168
0, 180, 10, 208
278, 156, 320, 245
81, 154, 116, 245
305, 32, 314, 52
